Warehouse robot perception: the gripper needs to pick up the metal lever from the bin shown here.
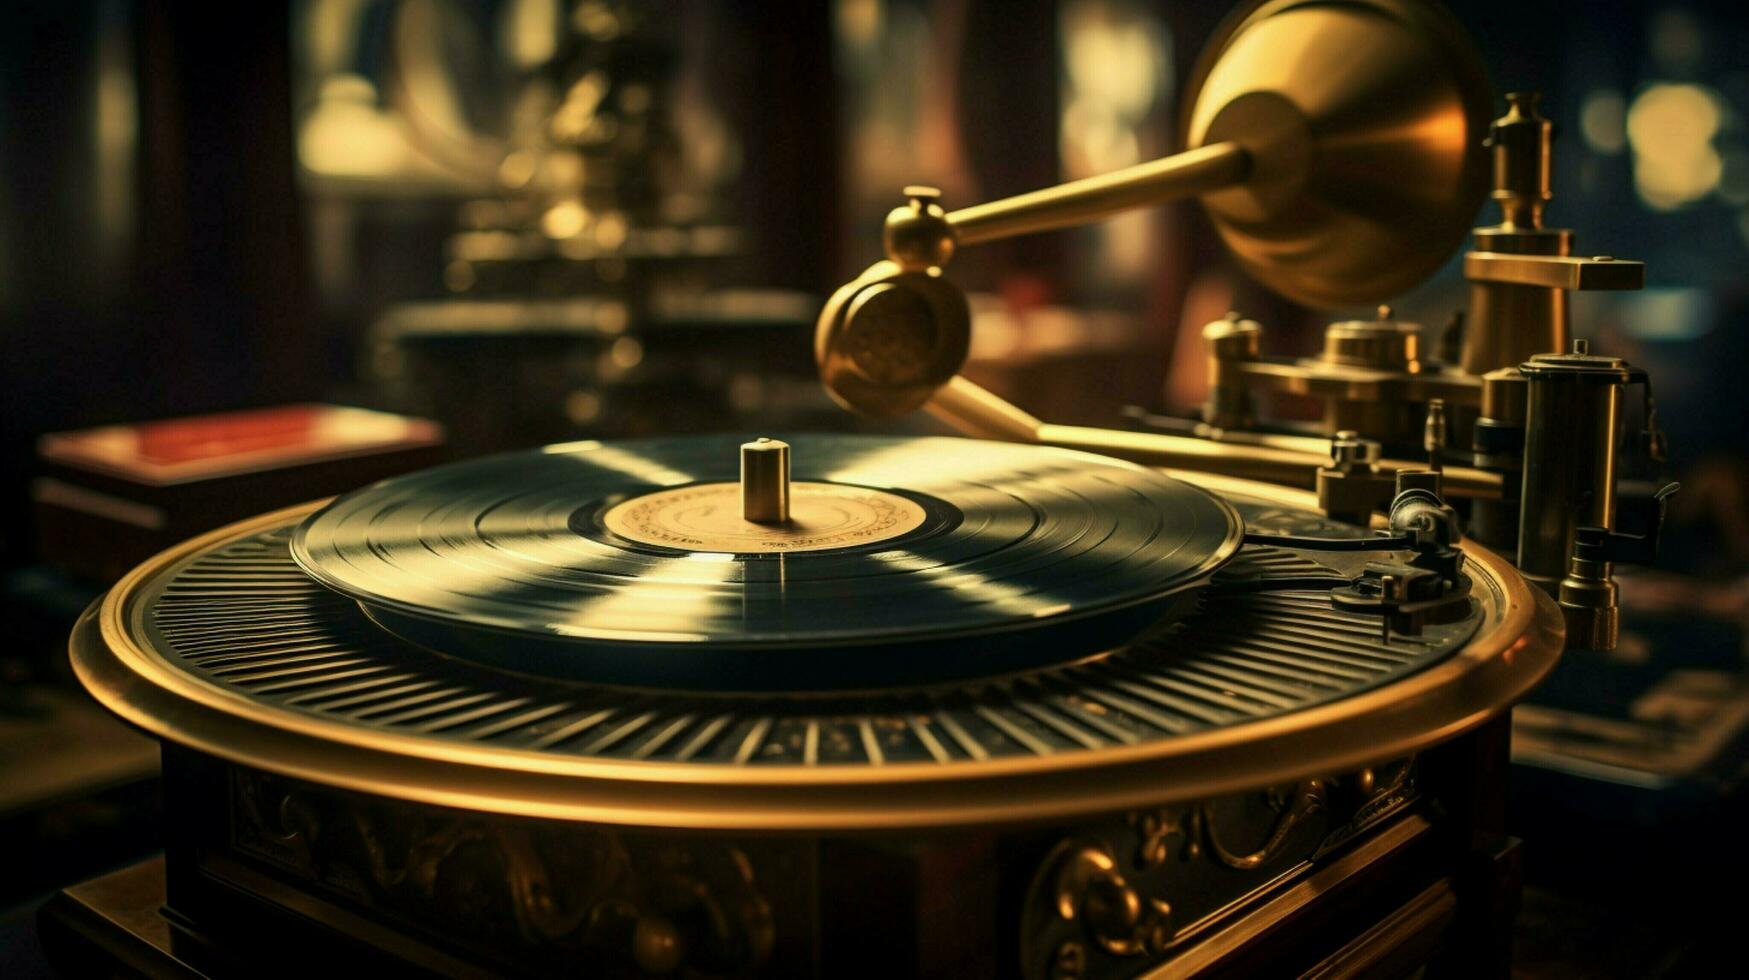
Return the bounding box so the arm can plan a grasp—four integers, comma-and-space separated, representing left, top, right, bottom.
879, 143, 1249, 273
1463, 253, 1644, 290
1571, 481, 1680, 566
1558, 481, 1680, 651
943, 142, 1249, 247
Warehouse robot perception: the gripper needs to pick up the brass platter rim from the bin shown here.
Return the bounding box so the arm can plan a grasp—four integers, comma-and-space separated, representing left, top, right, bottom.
72, 481, 1563, 832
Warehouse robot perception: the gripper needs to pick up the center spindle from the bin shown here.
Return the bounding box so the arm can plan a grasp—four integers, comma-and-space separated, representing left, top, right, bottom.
741, 438, 791, 524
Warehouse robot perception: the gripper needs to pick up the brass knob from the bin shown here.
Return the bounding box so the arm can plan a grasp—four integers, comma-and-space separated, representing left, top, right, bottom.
741, 438, 791, 524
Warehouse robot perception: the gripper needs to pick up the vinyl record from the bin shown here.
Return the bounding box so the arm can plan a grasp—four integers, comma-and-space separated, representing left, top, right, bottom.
291, 434, 1242, 690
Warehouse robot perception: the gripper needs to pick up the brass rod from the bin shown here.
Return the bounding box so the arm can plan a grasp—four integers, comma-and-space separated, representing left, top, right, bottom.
924, 376, 1502, 501
1036, 423, 1328, 490
947, 141, 1250, 246
1195, 426, 1347, 457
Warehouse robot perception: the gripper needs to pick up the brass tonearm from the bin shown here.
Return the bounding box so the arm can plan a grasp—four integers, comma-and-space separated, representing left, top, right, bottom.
818, 0, 1505, 480
814, 0, 1670, 650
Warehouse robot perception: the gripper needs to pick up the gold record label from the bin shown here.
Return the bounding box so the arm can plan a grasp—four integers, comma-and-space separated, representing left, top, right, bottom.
601, 481, 928, 554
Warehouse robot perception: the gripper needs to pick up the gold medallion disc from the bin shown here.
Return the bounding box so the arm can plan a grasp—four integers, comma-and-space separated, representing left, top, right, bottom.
601, 481, 928, 554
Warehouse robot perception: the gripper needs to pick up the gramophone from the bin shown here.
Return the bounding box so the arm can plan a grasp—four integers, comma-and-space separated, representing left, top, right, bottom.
48, 2, 1667, 978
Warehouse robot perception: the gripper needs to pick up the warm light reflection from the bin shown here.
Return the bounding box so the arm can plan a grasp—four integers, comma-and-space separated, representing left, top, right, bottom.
500, 0, 559, 69
94, 16, 136, 265
541, 199, 589, 239
1058, 1, 1171, 281
607, 336, 644, 371
1626, 82, 1724, 210
836, 0, 882, 48
550, 555, 729, 641
875, 550, 1071, 618
299, 75, 409, 177
821, 440, 1075, 492
545, 443, 693, 486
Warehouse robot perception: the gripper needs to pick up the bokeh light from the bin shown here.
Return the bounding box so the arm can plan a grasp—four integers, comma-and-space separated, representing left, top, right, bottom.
1626, 82, 1724, 210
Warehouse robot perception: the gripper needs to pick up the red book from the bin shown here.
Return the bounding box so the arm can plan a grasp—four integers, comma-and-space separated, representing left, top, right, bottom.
35, 405, 446, 582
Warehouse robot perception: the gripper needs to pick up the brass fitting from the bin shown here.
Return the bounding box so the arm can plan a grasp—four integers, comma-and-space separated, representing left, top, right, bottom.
882, 186, 956, 272
1395, 468, 1443, 498
1557, 554, 1619, 652
1201, 311, 1263, 430
1317, 430, 1389, 526
1489, 92, 1552, 232
1423, 398, 1447, 471
1553, 484, 1679, 653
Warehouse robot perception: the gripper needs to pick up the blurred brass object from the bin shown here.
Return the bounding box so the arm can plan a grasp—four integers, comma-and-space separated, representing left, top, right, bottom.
1181, 0, 1491, 307
1461, 93, 1644, 376
925, 377, 1503, 501
740, 437, 790, 524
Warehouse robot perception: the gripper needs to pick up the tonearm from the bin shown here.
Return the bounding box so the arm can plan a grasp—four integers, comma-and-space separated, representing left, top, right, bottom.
814, 0, 1671, 651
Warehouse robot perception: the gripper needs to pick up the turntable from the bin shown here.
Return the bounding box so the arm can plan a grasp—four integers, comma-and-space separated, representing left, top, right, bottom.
55, 429, 1558, 977
47, 0, 1652, 977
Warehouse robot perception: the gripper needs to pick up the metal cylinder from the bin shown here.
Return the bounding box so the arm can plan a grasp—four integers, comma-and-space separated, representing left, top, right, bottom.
1463, 269, 1569, 375
741, 438, 791, 524
1469, 368, 1529, 551
1201, 313, 1262, 430
1515, 344, 1630, 585
1321, 306, 1422, 370
1489, 92, 1552, 230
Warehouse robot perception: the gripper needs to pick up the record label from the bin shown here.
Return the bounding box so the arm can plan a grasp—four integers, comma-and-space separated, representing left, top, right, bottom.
602, 481, 927, 553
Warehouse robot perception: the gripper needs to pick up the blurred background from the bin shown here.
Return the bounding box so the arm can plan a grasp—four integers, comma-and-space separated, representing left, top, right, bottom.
2, 1, 1746, 975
